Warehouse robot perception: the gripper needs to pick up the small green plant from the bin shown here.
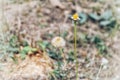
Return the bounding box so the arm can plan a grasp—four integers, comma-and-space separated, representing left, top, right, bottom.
8, 35, 20, 62
9, 35, 38, 59
67, 50, 75, 62
48, 50, 62, 60
50, 68, 67, 80
50, 36, 67, 80
91, 36, 107, 54
20, 46, 37, 59
9, 35, 19, 48
89, 10, 116, 30
37, 40, 49, 52
51, 36, 66, 63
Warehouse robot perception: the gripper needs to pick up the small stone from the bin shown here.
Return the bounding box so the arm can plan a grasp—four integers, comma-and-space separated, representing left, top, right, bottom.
101, 58, 109, 65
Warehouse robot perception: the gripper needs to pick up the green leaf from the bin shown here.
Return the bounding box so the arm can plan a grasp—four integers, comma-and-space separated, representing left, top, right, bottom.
9, 35, 19, 47
38, 41, 49, 50
20, 46, 37, 59
100, 10, 112, 20
100, 20, 111, 26
67, 50, 74, 62
21, 41, 29, 47
48, 51, 62, 60
21, 46, 32, 53
99, 18, 116, 27
61, 31, 68, 38
8, 47, 19, 52
79, 12, 87, 24
91, 36, 107, 54
20, 52, 27, 59
91, 36, 102, 44
21, 46, 37, 53
89, 13, 101, 21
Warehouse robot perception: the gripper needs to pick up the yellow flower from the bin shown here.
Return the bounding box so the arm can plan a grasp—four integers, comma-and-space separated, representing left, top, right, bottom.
71, 13, 80, 21
51, 36, 66, 48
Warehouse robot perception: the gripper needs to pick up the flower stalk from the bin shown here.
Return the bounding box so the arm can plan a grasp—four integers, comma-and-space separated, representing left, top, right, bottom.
71, 13, 80, 80
74, 21, 79, 80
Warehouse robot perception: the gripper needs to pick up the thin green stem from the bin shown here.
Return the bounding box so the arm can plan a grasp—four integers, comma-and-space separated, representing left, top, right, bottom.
59, 48, 66, 65
59, 48, 63, 59
74, 21, 79, 80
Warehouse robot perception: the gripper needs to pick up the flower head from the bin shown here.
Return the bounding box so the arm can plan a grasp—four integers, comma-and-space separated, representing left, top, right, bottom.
51, 36, 66, 48
71, 13, 80, 21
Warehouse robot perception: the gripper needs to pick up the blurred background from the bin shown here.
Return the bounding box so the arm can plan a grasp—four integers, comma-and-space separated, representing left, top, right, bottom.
0, 0, 120, 80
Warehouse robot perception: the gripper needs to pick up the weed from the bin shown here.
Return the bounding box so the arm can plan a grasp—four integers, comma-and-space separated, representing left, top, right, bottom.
91, 36, 107, 54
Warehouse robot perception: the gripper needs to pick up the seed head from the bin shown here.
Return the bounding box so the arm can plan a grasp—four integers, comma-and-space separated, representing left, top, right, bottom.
51, 36, 66, 48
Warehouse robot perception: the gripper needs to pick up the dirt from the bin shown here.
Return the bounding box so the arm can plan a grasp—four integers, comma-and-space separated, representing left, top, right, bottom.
0, 0, 120, 80
0, 51, 53, 80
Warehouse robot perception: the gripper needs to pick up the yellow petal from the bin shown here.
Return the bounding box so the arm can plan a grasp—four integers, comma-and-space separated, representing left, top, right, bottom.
72, 13, 79, 20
